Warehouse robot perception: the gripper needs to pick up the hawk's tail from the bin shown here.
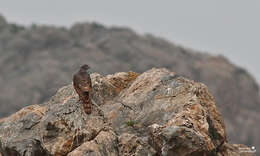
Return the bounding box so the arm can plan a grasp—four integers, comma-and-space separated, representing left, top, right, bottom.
83, 102, 91, 114
82, 91, 91, 114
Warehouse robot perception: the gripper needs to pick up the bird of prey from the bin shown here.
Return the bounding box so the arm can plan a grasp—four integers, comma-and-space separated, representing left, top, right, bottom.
73, 64, 92, 114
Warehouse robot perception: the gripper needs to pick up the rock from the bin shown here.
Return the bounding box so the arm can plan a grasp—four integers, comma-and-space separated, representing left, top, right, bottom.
118, 133, 156, 156
0, 69, 255, 156
67, 130, 118, 156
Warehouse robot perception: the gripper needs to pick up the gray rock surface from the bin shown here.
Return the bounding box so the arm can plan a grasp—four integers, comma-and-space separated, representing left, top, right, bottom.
0, 69, 255, 156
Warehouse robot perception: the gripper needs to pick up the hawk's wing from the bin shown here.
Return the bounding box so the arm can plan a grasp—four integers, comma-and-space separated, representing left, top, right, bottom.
73, 73, 81, 96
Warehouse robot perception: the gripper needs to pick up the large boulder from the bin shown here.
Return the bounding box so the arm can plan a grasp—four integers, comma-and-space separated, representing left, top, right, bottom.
0, 69, 255, 156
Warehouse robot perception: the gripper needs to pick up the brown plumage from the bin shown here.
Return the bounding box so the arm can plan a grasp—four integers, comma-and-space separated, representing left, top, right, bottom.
73, 64, 92, 114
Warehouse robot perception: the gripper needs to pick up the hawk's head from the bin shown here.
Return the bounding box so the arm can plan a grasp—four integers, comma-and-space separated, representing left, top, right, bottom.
80, 64, 90, 71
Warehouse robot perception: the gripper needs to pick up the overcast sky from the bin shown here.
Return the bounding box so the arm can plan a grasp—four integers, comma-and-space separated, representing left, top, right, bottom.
1, 0, 259, 82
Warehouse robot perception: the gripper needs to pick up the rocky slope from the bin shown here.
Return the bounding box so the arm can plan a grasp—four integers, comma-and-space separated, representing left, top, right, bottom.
0, 14, 259, 153
0, 69, 255, 156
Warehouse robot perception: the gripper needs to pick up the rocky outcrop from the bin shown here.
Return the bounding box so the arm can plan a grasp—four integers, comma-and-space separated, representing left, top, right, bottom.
0, 69, 255, 156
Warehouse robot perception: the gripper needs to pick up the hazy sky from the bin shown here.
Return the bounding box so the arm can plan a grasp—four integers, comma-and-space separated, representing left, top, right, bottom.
1, 0, 260, 82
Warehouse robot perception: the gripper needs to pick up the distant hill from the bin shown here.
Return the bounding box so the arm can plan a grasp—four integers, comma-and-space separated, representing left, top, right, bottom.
0, 14, 259, 151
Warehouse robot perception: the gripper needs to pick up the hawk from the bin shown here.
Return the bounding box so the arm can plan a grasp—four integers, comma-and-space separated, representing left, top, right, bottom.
73, 64, 92, 114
